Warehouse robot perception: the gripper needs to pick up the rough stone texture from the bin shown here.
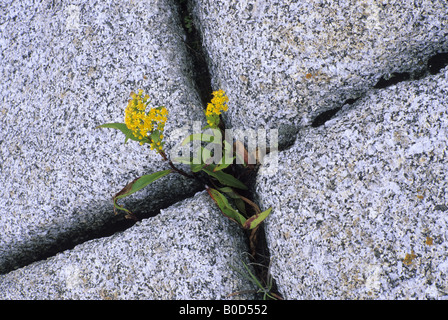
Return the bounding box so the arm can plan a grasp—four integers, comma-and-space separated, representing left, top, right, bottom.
190, 0, 448, 146
255, 68, 448, 299
3, 0, 448, 300
0, 191, 256, 299
0, 0, 205, 273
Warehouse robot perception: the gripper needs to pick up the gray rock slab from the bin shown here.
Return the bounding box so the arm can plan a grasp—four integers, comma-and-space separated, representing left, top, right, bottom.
0, 0, 205, 273
0, 191, 257, 299
190, 0, 448, 145
255, 68, 448, 299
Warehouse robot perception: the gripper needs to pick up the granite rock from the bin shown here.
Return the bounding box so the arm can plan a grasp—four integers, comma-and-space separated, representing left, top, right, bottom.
3, 0, 448, 300
0, 191, 256, 299
190, 0, 448, 146
255, 67, 448, 299
0, 0, 205, 273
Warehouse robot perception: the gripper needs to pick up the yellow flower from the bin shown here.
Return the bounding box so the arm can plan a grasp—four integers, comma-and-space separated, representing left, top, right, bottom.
205, 89, 228, 128
124, 90, 168, 151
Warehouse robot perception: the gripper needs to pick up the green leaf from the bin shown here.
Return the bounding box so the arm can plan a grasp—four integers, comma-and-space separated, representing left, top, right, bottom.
150, 130, 161, 143
217, 186, 234, 193
191, 162, 205, 173
207, 188, 247, 226
233, 197, 247, 215
217, 187, 246, 214
122, 170, 172, 197
243, 207, 272, 230
174, 146, 208, 169
113, 169, 172, 215
96, 123, 143, 144
202, 168, 248, 190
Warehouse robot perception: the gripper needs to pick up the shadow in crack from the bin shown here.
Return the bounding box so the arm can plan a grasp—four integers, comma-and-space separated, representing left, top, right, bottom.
175, 0, 212, 108
311, 97, 360, 128
174, 0, 284, 299
428, 52, 448, 75
310, 51, 448, 129
0, 181, 203, 275
374, 72, 411, 89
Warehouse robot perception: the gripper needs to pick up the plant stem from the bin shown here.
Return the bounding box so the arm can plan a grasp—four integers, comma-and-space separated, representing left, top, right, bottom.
158, 150, 195, 180
239, 194, 261, 214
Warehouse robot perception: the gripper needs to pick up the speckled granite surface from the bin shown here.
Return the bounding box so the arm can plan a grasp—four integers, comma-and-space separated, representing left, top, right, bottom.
256, 67, 448, 299
1, 0, 447, 300
190, 0, 448, 145
0, 0, 204, 273
0, 191, 256, 299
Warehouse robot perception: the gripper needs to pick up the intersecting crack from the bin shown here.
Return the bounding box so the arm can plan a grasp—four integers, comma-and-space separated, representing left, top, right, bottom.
1, 2, 281, 300
6, 0, 447, 301
176, 0, 282, 298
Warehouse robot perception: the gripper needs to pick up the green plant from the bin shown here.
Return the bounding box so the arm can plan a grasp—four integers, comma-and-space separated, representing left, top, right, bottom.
183, 15, 194, 34
229, 257, 282, 300
97, 89, 272, 230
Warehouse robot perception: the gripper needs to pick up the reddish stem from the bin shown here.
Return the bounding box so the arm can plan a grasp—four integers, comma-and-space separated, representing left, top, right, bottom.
158, 150, 195, 179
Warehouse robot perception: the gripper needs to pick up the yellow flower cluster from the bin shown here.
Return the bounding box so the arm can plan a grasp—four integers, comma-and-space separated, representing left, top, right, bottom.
124, 89, 168, 150
205, 89, 228, 128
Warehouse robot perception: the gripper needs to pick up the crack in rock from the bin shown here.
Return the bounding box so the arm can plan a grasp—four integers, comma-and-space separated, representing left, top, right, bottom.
0, 0, 205, 274
2, 0, 448, 300
311, 52, 448, 127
